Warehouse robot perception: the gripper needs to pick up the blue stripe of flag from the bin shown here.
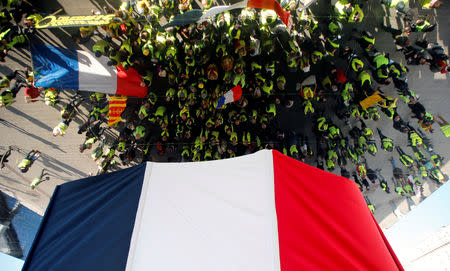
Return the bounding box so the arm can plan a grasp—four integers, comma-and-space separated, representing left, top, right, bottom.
22, 163, 147, 271
216, 96, 226, 108
31, 44, 79, 90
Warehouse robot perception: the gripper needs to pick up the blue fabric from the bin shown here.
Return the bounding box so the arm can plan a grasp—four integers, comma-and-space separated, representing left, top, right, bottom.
31, 44, 79, 90
22, 164, 147, 271
216, 96, 226, 108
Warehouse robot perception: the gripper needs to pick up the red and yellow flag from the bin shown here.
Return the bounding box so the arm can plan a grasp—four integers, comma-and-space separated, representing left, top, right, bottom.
108, 96, 127, 126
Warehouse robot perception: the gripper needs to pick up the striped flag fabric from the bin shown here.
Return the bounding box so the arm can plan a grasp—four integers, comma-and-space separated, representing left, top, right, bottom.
108, 96, 127, 126
31, 44, 147, 97
216, 85, 243, 108
23, 150, 403, 271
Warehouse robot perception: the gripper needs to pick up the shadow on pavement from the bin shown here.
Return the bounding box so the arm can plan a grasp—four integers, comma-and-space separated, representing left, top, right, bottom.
38, 152, 88, 178
5, 106, 54, 132
0, 118, 65, 152
0, 182, 39, 198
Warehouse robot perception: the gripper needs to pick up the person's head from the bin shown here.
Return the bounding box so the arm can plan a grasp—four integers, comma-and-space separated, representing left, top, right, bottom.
372, 114, 380, 122
419, 57, 427, 65
107, 58, 118, 66
430, 0, 443, 8
24, 18, 34, 27
313, 55, 320, 63
134, 133, 143, 141
261, 122, 267, 129
0, 51, 6, 62
140, 30, 149, 41
125, 149, 136, 162
53, 125, 62, 136
284, 99, 294, 108
45, 98, 55, 106
79, 27, 91, 38
423, 119, 433, 127
89, 93, 98, 103
277, 79, 285, 90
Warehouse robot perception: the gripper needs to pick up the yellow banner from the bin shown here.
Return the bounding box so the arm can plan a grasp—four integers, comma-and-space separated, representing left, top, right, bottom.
360, 92, 383, 110
36, 14, 116, 29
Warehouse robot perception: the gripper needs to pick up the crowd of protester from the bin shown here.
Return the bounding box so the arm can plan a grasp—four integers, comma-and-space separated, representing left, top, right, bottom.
0, 0, 449, 205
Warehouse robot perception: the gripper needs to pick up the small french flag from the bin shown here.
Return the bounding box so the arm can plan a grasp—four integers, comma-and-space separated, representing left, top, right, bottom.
31, 44, 147, 97
216, 85, 242, 108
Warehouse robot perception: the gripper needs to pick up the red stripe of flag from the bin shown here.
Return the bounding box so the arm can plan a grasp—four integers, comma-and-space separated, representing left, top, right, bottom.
272, 150, 404, 271
116, 64, 148, 97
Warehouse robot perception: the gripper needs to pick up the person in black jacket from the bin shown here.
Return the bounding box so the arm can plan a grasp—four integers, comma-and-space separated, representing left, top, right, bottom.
408, 97, 426, 120
393, 113, 410, 133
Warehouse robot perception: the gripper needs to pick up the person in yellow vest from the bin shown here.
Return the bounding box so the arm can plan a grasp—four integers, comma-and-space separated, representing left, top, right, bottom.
0, 89, 15, 107
0, 9, 13, 28
381, 0, 410, 14
23, 13, 43, 33
300, 85, 315, 100
420, 0, 443, 9
43, 88, 59, 106
178, 0, 191, 13
332, 0, 352, 21
357, 70, 372, 91
0, 75, 11, 89
260, 9, 277, 27
435, 115, 450, 138
93, 39, 110, 57
348, 4, 364, 23
409, 130, 423, 147
266, 103, 276, 120
75, 26, 97, 44
311, 51, 323, 65
356, 30, 375, 54
351, 57, 364, 72
411, 17, 436, 33
316, 116, 329, 135
17, 150, 40, 173
340, 82, 353, 107
53, 119, 72, 136
0, 26, 28, 56
303, 100, 314, 115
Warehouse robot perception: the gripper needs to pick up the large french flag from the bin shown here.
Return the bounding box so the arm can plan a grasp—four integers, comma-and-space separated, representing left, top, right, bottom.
23, 150, 404, 271
31, 44, 147, 97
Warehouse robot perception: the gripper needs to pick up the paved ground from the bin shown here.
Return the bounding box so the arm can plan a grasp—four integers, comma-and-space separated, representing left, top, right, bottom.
0, 0, 449, 233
